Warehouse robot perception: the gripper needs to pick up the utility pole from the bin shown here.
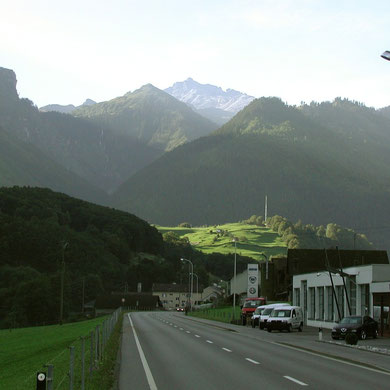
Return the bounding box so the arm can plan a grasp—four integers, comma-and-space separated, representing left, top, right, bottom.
264, 195, 268, 224
82, 277, 85, 314
232, 238, 237, 320
59, 242, 68, 325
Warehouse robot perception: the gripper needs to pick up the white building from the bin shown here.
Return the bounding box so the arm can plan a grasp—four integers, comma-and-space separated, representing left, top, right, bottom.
293, 264, 390, 329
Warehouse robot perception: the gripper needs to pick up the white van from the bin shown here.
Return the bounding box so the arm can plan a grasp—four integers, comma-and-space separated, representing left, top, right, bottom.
259, 303, 290, 329
251, 305, 267, 328
266, 306, 303, 332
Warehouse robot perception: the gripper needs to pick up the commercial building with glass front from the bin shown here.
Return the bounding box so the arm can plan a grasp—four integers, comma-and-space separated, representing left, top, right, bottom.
293, 264, 390, 333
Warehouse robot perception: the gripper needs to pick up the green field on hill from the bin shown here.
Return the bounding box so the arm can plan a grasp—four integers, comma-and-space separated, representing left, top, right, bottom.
157, 222, 287, 261
1, 316, 107, 390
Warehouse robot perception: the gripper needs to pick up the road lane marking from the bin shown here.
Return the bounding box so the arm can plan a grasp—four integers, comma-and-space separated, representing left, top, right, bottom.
206, 340, 213, 344
180, 328, 184, 330
195, 335, 200, 338
222, 348, 232, 352
284, 376, 308, 386
245, 358, 260, 365
127, 314, 158, 390
186, 331, 191, 333
174, 325, 177, 328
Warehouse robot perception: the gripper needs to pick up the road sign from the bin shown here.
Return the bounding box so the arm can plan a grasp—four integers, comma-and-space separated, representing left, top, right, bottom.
36, 372, 46, 390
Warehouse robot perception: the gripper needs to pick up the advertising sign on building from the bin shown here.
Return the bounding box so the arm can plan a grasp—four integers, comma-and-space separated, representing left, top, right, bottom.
247, 264, 259, 297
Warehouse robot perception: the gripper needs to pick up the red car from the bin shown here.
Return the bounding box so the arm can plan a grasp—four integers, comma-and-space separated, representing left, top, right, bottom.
241, 297, 266, 325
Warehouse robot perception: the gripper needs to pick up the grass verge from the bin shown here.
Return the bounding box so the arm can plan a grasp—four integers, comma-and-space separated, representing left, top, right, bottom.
189, 306, 242, 324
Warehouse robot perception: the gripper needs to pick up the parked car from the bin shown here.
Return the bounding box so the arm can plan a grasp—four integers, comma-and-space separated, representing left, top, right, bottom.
331, 315, 378, 340
259, 303, 290, 329
266, 306, 304, 332
251, 305, 267, 328
241, 297, 266, 325
176, 307, 184, 312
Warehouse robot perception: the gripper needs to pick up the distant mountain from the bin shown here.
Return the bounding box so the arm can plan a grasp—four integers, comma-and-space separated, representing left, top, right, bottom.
0, 125, 108, 203
73, 84, 217, 151
40, 98, 96, 113
0, 67, 160, 194
165, 78, 254, 124
112, 97, 390, 250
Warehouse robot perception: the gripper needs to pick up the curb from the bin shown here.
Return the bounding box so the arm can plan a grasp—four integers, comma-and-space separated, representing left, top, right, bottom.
319, 339, 390, 356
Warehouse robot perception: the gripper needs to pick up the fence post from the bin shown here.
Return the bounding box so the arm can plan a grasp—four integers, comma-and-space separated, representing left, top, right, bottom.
95, 326, 99, 368
69, 346, 75, 390
89, 331, 94, 375
46, 364, 54, 390
81, 337, 85, 390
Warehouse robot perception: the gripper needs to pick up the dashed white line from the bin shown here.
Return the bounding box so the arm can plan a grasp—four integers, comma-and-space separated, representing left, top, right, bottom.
186, 331, 191, 334
245, 358, 260, 365
174, 325, 177, 328
206, 340, 213, 344
179, 328, 184, 331
284, 376, 308, 386
195, 335, 200, 338
222, 348, 232, 352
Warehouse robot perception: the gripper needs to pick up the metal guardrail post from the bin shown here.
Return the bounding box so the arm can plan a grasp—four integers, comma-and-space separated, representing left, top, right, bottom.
69, 346, 75, 390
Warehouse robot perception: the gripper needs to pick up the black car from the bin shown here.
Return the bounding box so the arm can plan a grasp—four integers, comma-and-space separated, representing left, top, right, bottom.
331, 315, 378, 340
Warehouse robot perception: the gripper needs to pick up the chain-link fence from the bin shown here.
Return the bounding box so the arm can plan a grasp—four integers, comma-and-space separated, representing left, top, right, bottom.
20, 308, 121, 390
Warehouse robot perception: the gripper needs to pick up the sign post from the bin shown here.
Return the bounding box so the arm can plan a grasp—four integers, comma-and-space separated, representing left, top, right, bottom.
247, 264, 259, 297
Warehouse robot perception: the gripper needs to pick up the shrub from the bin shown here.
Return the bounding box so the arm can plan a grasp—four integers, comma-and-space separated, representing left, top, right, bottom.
345, 332, 358, 345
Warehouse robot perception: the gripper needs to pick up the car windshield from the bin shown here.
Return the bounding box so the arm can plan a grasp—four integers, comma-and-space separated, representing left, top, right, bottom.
340, 317, 362, 324
244, 301, 262, 308
262, 308, 274, 315
254, 308, 264, 315
271, 309, 291, 318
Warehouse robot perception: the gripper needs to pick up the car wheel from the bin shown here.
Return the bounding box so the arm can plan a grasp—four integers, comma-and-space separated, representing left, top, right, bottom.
360, 330, 367, 340
267, 327, 272, 333
252, 322, 255, 328
287, 324, 292, 333
298, 323, 303, 332
373, 329, 378, 339
260, 323, 264, 330
242, 318, 246, 326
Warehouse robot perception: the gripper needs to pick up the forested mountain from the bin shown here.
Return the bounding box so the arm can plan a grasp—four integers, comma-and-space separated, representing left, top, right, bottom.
0, 126, 107, 203
39, 98, 96, 113
0, 67, 161, 194
0, 187, 252, 328
73, 84, 217, 152
112, 97, 390, 250
165, 78, 254, 125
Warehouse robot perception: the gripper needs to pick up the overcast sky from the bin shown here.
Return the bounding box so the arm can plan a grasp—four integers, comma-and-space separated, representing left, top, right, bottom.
1, 0, 389, 108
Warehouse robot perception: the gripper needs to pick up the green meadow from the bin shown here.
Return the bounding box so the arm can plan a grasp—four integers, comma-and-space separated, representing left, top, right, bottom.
1, 317, 107, 390
157, 222, 287, 261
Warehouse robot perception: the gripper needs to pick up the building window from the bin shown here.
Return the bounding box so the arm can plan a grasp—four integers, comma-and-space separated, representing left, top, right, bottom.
326, 286, 334, 321
360, 284, 370, 315
336, 286, 344, 321
162, 293, 167, 297
349, 276, 356, 315
309, 287, 315, 319
294, 288, 300, 306
317, 287, 324, 320
176, 297, 179, 300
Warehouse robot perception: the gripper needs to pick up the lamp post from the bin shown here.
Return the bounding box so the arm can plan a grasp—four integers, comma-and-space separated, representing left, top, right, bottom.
232, 238, 237, 320
191, 272, 199, 305
181, 258, 193, 310
59, 242, 68, 325
381, 51, 390, 61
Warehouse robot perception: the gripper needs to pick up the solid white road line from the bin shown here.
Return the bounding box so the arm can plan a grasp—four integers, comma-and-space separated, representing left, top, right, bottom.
284, 376, 308, 386
206, 340, 213, 344
245, 358, 260, 365
127, 314, 157, 390
222, 348, 232, 352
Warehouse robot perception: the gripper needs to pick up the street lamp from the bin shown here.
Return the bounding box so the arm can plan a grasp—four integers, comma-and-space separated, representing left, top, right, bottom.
381, 51, 390, 61
190, 272, 199, 305
181, 258, 193, 310
232, 238, 237, 320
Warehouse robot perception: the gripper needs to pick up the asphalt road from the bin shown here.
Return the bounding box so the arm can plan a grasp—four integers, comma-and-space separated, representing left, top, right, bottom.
119, 312, 390, 389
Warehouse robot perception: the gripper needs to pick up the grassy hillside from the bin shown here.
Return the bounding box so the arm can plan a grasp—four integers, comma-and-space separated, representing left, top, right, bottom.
0, 316, 106, 390
157, 223, 287, 261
